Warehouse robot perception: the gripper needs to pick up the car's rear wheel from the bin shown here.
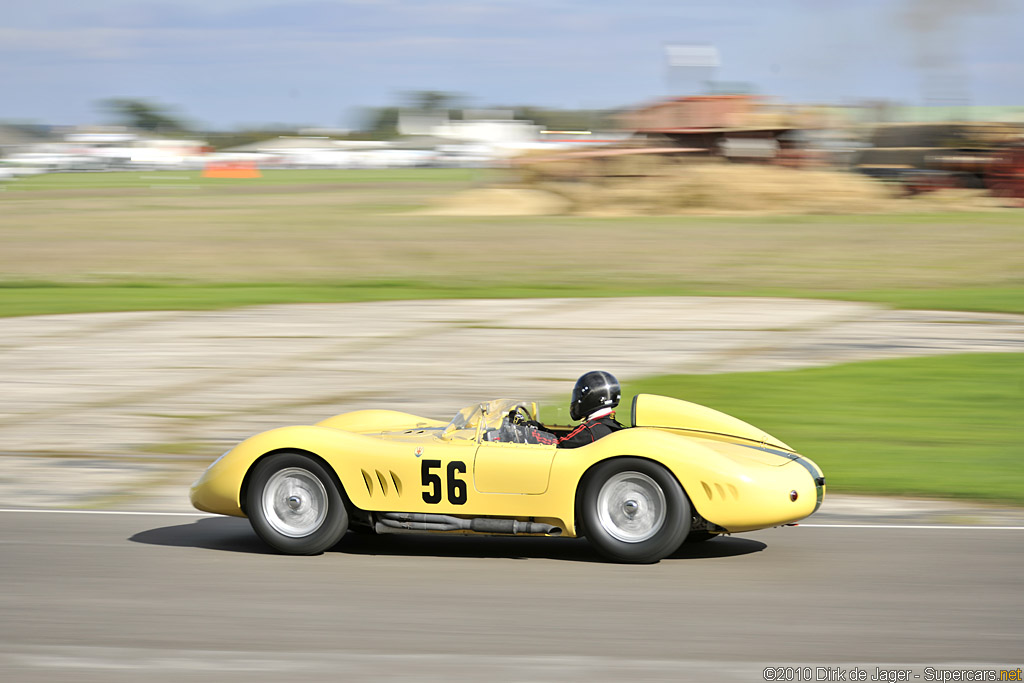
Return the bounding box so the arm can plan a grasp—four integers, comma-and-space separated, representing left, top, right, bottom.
246, 452, 348, 555
581, 458, 690, 563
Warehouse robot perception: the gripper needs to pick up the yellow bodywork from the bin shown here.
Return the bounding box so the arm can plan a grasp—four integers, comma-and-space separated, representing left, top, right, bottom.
191, 394, 825, 536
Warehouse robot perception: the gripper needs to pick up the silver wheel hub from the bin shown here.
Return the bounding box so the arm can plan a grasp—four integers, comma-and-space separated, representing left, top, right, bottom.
596, 471, 666, 543
262, 467, 328, 538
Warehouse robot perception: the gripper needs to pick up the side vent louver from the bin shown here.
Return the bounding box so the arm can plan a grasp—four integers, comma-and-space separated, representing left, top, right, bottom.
701, 481, 739, 500
360, 469, 403, 498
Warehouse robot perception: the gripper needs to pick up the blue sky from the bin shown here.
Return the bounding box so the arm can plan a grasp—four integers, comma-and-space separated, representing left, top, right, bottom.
2, 0, 1022, 129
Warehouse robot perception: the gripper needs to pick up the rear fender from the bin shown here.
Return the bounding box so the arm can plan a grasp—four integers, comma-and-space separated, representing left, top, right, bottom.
572, 454, 700, 538
556, 427, 814, 536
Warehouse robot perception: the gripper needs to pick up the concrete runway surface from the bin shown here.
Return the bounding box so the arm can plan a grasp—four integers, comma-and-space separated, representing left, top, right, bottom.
4, 297, 1023, 457
0, 510, 1020, 682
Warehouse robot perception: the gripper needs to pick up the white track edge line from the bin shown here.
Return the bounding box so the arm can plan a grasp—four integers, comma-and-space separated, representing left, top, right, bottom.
797, 523, 1024, 530
1, 510, 1022, 529
0, 508, 216, 517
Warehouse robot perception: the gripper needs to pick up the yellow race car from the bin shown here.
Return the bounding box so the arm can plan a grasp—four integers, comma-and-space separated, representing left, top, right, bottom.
191, 393, 825, 563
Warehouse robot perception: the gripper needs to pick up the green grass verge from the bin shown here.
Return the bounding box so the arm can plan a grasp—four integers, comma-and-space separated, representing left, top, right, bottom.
825, 287, 1024, 315
0, 280, 585, 317
617, 353, 1024, 504
2, 281, 1021, 318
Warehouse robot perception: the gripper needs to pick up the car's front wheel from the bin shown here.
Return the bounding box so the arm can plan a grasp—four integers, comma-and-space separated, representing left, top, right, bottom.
581, 458, 690, 563
246, 452, 349, 555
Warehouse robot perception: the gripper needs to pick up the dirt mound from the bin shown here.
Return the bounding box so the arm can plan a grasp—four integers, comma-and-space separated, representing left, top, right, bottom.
426, 160, 1008, 216
541, 163, 902, 216
417, 187, 571, 216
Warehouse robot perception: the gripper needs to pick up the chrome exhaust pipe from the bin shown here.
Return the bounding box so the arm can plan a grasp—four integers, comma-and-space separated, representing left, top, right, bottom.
374, 512, 561, 536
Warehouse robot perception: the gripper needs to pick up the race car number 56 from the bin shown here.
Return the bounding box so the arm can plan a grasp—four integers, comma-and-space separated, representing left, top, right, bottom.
421, 459, 468, 505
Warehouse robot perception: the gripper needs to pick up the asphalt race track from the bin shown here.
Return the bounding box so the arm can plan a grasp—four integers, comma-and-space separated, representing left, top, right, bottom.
1, 510, 1020, 682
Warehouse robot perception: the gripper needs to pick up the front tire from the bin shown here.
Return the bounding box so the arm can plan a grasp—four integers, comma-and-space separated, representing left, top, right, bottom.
246, 452, 349, 555
581, 458, 690, 563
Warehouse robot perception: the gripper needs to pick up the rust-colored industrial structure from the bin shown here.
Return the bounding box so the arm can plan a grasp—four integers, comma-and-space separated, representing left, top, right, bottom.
519, 94, 1024, 202
852, 122, 1024, 201
620, 95, 833, 163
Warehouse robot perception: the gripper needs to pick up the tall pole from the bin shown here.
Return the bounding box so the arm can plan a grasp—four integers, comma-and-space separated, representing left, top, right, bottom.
665, 43, 720, 96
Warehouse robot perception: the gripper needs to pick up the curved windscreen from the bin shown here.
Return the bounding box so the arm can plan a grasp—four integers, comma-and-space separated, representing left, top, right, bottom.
443, 399, 537, 440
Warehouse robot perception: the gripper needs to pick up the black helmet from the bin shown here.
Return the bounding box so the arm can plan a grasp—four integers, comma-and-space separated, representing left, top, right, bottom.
570, 371, 621, 421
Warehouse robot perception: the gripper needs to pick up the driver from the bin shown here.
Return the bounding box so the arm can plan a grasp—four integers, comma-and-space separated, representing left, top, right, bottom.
557, 370, 625, 449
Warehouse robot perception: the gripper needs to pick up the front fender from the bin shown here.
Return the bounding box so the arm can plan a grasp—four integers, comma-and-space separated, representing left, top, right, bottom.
189, 425, 381, 517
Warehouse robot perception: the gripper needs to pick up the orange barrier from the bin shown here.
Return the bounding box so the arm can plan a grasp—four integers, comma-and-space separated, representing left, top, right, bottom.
202, 161, 262, 178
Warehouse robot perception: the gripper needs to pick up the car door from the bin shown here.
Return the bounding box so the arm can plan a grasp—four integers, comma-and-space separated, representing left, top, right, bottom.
473, 440, 557, 495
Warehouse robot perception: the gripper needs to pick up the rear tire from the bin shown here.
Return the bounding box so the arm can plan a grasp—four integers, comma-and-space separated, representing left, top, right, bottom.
581, 458, 690, 563
246, 452, 348, 555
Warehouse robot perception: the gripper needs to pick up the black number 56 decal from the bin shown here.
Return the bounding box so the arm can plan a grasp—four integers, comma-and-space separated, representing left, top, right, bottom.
421, 459, 468, 505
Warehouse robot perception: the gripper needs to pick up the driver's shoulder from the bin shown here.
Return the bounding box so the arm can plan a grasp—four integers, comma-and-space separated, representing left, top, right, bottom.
599, 416, 627, 431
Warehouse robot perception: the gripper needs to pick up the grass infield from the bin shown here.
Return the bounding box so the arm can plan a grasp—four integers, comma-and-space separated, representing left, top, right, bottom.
1, 169, 1022, 317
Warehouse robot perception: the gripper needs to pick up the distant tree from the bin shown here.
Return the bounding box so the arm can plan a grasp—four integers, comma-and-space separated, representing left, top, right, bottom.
351, 106, 401, 139
203, 127, 307, 151
99, 98, 190, 134
507, 106, 619, 131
